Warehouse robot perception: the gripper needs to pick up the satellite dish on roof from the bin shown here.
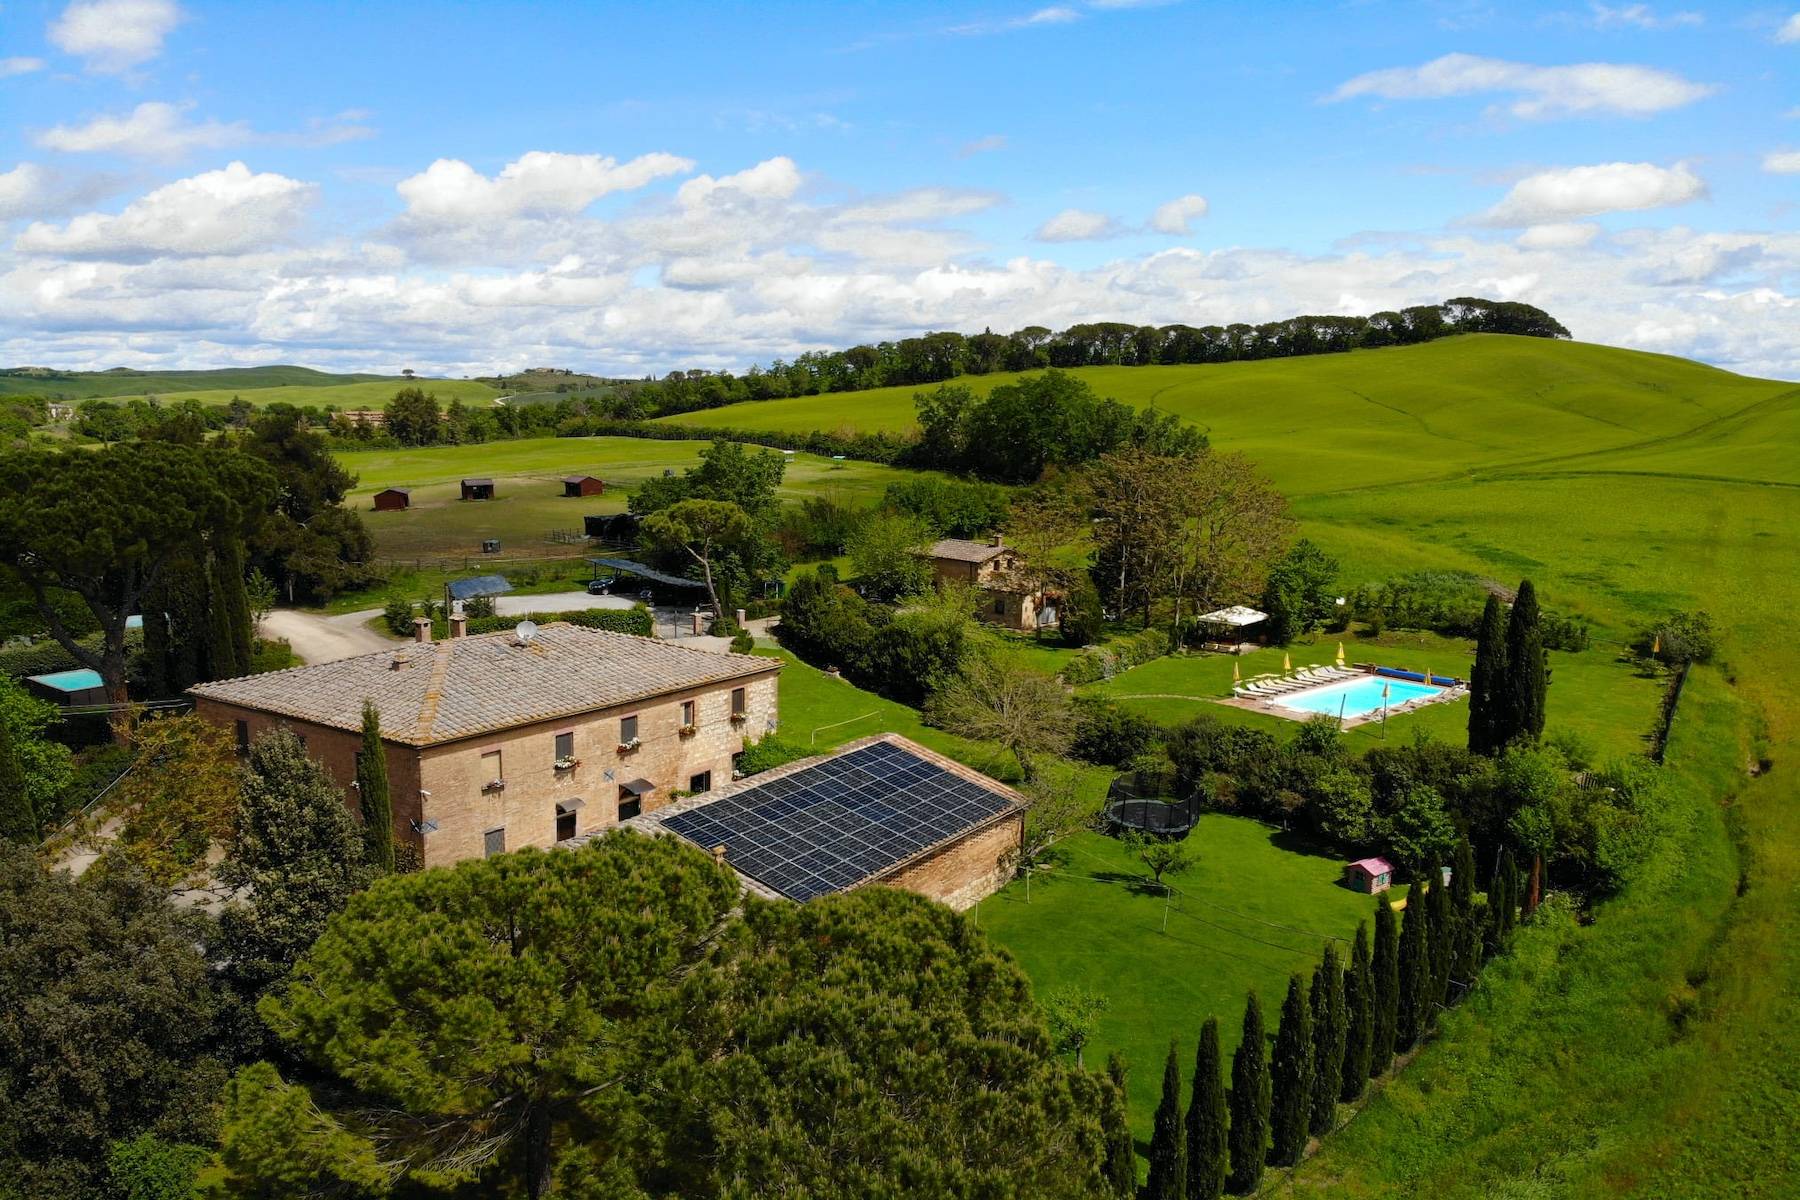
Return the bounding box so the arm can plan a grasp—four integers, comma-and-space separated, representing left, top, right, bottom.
515, 620, 538, 644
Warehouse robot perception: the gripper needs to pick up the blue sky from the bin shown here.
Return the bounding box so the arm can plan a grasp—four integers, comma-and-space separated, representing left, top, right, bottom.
2, 0, 1797, 376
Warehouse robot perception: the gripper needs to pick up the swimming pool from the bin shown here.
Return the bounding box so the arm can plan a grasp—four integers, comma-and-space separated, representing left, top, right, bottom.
1273, 675, 1442, 719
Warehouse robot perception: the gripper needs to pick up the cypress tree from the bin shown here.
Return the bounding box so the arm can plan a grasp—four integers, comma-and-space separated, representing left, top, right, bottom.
1370, 897, 1399, 1076
1268, 974, 1313, 1167
356, 699, 394, 872
1309, 944, 1345, 1136
0, 717, 37, 843
1450, 836, 1481, 997
1427, 859, 1455, 1009
1186, 1018, 1228, 1200
1104, 1052, 1137, 1198
1494, 847, 1519, 948
1395, 886, 1430, 1052
1505, 579, 1547, 742
206, 539, 254, 680
1227, 992, 1270, 1194
1340, 923, 1373, 1101
1144, 1039, 1187, 1200
1467, 593, 1508, 754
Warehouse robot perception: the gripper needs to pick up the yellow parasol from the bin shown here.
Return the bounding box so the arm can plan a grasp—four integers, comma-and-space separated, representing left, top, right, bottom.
1283, 651, 1292, 673
1652, 634, 1661, 656
1232, 660, 1242, 685
1335, 641, 1346, 666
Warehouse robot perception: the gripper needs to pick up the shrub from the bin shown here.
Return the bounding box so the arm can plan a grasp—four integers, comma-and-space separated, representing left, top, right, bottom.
464, 606, 654, 639
1058, 575, 1104, 648
105, 1132, 209, 1200
1061, 626, 1171, 683
381, 596, 414, 637
736, 734, 810, 776
1639, 609, 1717, 666
730, 632, 755, 654
1071, 697, 1163, 767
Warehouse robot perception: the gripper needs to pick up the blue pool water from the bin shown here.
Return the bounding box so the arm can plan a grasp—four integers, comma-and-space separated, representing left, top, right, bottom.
1274, 675, 1442, 718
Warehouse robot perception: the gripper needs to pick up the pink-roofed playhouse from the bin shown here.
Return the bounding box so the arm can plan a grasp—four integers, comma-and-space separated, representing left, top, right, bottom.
1344, 856, 1395, 894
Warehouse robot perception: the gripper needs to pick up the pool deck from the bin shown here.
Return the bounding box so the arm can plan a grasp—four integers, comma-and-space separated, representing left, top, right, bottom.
1215, 666, 1468, 729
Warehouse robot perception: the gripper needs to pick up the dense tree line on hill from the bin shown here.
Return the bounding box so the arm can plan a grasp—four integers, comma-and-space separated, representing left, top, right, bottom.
595, 296, 1570, 420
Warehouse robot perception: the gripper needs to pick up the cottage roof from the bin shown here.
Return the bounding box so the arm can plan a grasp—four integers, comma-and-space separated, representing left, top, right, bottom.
1349, 855, 1394, 875
188, 622, 777, 747
462, 477, 495, 486
927, 537, 1010, 564
376, 486, 411, 495
562, 474, 601, 484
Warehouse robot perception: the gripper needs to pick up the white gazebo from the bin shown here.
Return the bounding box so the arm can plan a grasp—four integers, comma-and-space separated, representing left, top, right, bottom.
1195, 605, 1269, 653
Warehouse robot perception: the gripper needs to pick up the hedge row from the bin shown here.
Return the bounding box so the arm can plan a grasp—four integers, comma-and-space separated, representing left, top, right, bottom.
1061, 627, 1172, 684
0, 631, 145, 680
463, 606, 655, 639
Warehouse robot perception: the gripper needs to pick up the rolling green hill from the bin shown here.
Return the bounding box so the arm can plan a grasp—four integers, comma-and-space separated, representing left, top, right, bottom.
660, 332, 1800, 1193
656, 334, 1791, 496
0, 365, 496, 407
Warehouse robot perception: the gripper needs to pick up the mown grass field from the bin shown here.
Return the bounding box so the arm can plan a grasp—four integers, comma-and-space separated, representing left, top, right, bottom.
336, 437, 939, 560
113, 378, 499, 409
673, 334, 1800, 1192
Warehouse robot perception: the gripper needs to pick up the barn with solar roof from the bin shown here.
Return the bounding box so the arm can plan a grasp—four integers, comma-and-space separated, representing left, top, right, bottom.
591, 732, 1027, 910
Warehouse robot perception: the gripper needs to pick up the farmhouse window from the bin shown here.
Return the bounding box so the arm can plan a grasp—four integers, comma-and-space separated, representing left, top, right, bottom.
234, 720, 249, 754
484, 827, 505, 857
680, 699, 696, 727
689, 771, 712, 794
731, 687, 747, 716
554, 731, 574, 763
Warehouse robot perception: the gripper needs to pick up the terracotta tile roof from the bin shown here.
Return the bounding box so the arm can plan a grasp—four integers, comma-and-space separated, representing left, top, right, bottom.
188, 622, 778, 746
927, 537, 1009, 564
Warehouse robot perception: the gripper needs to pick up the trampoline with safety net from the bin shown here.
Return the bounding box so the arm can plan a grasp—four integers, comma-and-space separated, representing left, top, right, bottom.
1102, 770, 1201, 839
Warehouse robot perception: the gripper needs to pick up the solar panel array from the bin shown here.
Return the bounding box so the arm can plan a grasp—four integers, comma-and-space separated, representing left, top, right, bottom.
661, 740, 1018, 901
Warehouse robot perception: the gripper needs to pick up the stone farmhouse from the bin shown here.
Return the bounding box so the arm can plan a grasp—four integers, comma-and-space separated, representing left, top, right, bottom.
921, 535, 1057, 632
189, 621, 779, 867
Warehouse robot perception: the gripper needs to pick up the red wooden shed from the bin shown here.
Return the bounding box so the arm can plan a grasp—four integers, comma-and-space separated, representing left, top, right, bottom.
561, 475, 606, 497
372, 487, 411, 511
460, 478, 496, 501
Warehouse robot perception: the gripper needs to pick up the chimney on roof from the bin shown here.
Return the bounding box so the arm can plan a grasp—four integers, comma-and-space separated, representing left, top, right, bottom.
711, 844, 728, 868
448, 602, 467, 639
991, 534, 1004, 548
413, 616, 432, 644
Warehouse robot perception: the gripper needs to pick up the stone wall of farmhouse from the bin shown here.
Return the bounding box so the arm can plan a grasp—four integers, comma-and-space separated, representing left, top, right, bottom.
878, 813, 1023, 910
418, 670, 778, 864
194, 669, 778, 868
191, 697, 424, 855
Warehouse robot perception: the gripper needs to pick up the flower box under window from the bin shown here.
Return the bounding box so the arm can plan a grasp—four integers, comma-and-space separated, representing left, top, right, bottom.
554, 756, 580, 772
617, 738, 641, 753
729, 712, 748, 726
482, 779, 506, 793
678, 724, 698, 738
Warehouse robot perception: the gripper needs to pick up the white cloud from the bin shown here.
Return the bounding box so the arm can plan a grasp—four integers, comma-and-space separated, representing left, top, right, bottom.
1329, 52, 1713, 119
676, 157, 802, 208
1586, 4, 1702, 30
1516, 222, 1601, 249
1765, 151, 1800, 174
959, 134, 1007, 157
1150, 194, 1209, 235
947, 5, 1080, 35
1479, 161, 1705, 225
1779, 13, 1800, 43
0, 162, 124, 221
15, 162, 314, 258
1034, 208, 1122, 241
37, 101, 248, 159
397, 150, 693, 220
6, 152, 1800, 383
48, 0, 183, 74
1, 57, 47, 77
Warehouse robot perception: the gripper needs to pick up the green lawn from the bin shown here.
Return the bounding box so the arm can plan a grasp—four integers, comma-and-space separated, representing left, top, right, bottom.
335, 437, 940, 560
1082, 633, 1663, 761
0, 364, 426, 400
979, 821, 1405, 1144
703, 335, 1800, 1192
